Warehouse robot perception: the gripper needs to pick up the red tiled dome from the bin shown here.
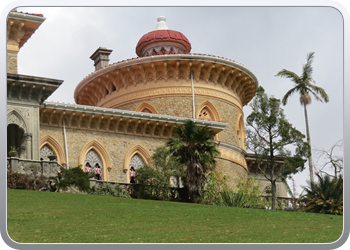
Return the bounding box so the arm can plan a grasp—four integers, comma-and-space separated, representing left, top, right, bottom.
136, 29, 191, 57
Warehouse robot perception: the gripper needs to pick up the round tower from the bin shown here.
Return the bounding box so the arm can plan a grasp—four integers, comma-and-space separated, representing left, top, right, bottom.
74, 17, 259, 188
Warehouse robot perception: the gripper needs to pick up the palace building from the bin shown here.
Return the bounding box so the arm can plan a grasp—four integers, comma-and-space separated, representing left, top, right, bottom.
6, 10, 288, 196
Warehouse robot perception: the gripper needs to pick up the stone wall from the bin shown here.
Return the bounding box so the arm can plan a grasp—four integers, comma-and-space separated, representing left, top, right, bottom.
40, 123, 249, 189
40, 126, 167, 183
7, 51, 17, 74
117, 95, 243, 146
215, 158, 248, 191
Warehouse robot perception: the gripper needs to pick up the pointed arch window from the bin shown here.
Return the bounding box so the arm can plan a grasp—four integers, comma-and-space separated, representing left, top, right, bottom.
198, 107, 213, 121
129, 153, 145, 170
40, 144, 54, 161
85, 149, 103, 179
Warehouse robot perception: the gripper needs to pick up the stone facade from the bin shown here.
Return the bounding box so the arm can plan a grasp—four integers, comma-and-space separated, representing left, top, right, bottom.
7, 11, 288, 198
7, 51, 17, 74
40, 125, 167, 183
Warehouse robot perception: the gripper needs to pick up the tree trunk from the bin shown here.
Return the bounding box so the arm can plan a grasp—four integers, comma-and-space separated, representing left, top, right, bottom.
303, 103, 314, 183
271, 180, 277, 210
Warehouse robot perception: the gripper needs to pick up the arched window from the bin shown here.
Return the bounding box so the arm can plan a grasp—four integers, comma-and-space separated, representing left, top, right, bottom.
40, 144, 55, 161
84, 149, 104, 180
197, 101, 220, 141
135, 102, 158, 114
198, 107, 213, 121
237, 114, 246, 150
129, 153, 145, 170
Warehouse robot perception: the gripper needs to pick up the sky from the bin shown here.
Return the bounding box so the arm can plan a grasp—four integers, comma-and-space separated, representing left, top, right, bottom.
11, 5, 344, 195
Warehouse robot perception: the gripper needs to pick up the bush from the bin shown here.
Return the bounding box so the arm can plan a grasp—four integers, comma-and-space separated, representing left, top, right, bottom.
7, 171, 51, 191
57, 167, 90, 192
90, 183, 130, 198
135, 146, 184, 201
200, 170, 228, 205
7, 172, 30, 190
300, 173, 343, 215
220, 176, 268, 208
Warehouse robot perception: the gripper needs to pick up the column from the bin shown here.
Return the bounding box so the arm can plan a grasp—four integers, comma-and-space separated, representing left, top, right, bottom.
24, 133, 32, 159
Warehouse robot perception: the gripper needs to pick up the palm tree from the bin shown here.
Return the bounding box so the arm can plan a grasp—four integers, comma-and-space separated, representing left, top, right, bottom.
167, 119, 219, 203
300, 173, 343, 215
275, 52, 329, 183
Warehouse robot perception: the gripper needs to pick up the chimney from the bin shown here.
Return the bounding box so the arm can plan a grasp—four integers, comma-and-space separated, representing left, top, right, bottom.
90, 47, 113, 71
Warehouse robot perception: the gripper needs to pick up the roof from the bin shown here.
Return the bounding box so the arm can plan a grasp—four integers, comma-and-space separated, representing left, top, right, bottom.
11, 9, 44, 17
136, 29, 191, 56
135, 16, 191, 57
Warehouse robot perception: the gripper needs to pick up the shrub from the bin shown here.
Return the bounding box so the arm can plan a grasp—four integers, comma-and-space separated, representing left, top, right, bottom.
7, 172, 30, 190
220, 176, 268, 208
7, 171, 51, 191
200, 170, 228, 205
300, 173, 343, 215
135, 146, 184, 201
57, 167, 90, 192
90, 183, 130, 198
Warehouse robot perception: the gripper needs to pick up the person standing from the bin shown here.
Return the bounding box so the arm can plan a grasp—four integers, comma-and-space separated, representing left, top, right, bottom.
94, 163, 102, 180
130, 166, 136, 183
85, 162, 92, 173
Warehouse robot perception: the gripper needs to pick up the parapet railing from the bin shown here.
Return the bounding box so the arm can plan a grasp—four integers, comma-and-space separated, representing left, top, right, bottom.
7, 157, 63, 178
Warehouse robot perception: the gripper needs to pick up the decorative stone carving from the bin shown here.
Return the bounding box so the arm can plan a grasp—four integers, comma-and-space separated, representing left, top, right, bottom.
129, 154, 144, 170
85, 149, 103, 171
40, 144, 53, 161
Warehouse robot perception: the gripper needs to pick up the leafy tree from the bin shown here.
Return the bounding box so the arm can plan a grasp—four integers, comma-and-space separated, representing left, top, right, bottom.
300, 173, 343, 215
57, 166, 90, 192
246, 86, 309, 210
275, 52, 329, 183
135, 146, 184, 200
167, 119, 219, 203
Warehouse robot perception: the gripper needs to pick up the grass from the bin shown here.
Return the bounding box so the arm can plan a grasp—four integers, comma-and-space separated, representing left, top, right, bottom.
7, 189, 343, 243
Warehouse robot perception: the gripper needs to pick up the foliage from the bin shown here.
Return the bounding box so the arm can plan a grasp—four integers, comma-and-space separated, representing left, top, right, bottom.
275, 52, 329, 183
300, 173, 343, 215
7, 171, 50, 191
135, 146, 184, 200
246, 86, 309, 210
57, 166, 90, 192
167, 119, 219, 203
89, 183, 130, 198
220, 176, 268, 208
199, 170, 228, 205
88, 171, 96, 179
7, 172, 31, 190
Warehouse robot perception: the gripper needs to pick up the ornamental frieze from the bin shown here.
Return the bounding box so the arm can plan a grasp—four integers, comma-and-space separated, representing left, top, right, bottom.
99, 86, 243, 109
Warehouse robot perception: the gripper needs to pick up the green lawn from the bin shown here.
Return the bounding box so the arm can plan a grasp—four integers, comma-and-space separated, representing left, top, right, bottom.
7, 189, 343, 243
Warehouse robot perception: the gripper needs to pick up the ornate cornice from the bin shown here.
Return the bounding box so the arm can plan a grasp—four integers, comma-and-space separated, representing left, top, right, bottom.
74, 54, 258, 107
40, 102, 228, 137
7, 11, 45, 52
7, 73, 63, 105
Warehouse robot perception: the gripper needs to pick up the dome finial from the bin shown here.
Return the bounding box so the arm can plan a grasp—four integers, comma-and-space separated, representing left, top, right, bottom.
156, 16, 168, 30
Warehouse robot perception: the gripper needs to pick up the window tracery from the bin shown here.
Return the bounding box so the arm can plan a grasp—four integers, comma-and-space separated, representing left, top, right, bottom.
198, 107, 212, 121
40, 144, 54, 161
84, 149, 103, 170
129, 154, 145, 170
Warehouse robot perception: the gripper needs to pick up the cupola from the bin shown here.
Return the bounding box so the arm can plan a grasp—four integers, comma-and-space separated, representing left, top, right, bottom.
135, 16, 191, 57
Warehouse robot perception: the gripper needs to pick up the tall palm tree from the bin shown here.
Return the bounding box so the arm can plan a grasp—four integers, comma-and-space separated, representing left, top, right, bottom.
275, 52, 329, 183
167, 119, 219, 203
